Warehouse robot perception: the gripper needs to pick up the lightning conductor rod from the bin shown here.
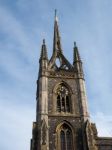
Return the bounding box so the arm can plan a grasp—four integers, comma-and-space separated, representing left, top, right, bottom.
55, 9, 58, 21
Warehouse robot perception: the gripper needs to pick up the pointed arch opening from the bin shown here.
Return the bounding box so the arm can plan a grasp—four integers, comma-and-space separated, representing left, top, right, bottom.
55, 82, 72, 113
56, 58, 61, 68
56, 122, 73, 150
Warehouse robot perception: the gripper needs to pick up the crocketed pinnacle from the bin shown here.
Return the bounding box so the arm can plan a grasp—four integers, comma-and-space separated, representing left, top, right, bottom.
40, 39, 48, 61
73, 42, 81, 63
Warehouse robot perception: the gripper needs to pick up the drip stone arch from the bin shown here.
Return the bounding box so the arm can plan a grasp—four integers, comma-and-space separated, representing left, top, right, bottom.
52, 81, 73, 113
53, 81, 73, 95
55, 120, 75, 150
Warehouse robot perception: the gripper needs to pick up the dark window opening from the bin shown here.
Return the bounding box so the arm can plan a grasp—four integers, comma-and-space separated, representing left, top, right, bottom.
60, 124, 73, 150
57, 95, 61, 112
60, 130, 65, 150
66, 96, 70, 112
66, 130, 72, 150
62, 97, 65, 112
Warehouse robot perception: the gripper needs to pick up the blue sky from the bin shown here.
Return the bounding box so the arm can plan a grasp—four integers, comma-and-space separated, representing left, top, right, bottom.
0, 0, 112, 150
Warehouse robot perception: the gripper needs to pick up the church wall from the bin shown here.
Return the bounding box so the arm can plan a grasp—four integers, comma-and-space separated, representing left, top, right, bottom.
48, 116, 83, 150
47, 77, 85, 150
96, 137, 112, 150
47, 77, 81, 116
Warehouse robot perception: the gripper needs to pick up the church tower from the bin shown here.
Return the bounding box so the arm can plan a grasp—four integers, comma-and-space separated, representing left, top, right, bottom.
30, 11, 112, 150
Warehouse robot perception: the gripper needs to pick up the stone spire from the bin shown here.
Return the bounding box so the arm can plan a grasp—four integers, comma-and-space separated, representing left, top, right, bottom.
48, 11, 73, 70
53, 10, 62, 55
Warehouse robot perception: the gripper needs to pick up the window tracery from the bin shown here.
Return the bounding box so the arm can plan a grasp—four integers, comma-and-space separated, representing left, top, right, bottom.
59, 123, 73, 150
56, 84, 71, 113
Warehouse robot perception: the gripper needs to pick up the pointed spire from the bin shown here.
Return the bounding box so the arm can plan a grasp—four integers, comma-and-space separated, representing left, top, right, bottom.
53, 10, 62, 54
40, 39, 48, 61
73, 42, 81, 63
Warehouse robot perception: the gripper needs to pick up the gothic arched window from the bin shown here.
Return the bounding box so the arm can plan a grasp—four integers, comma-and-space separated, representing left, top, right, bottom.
56, 84, 71, 113
59, 123, 73, 150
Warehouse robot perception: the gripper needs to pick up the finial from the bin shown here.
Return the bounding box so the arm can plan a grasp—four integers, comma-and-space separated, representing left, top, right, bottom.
74, 41, 76, 48
55, 9, 57, 18
54, 9, 58, 21
43, 39, 45, 44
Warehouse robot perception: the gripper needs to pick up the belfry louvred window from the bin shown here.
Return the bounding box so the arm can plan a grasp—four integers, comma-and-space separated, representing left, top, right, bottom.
56, 84, 71, 113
